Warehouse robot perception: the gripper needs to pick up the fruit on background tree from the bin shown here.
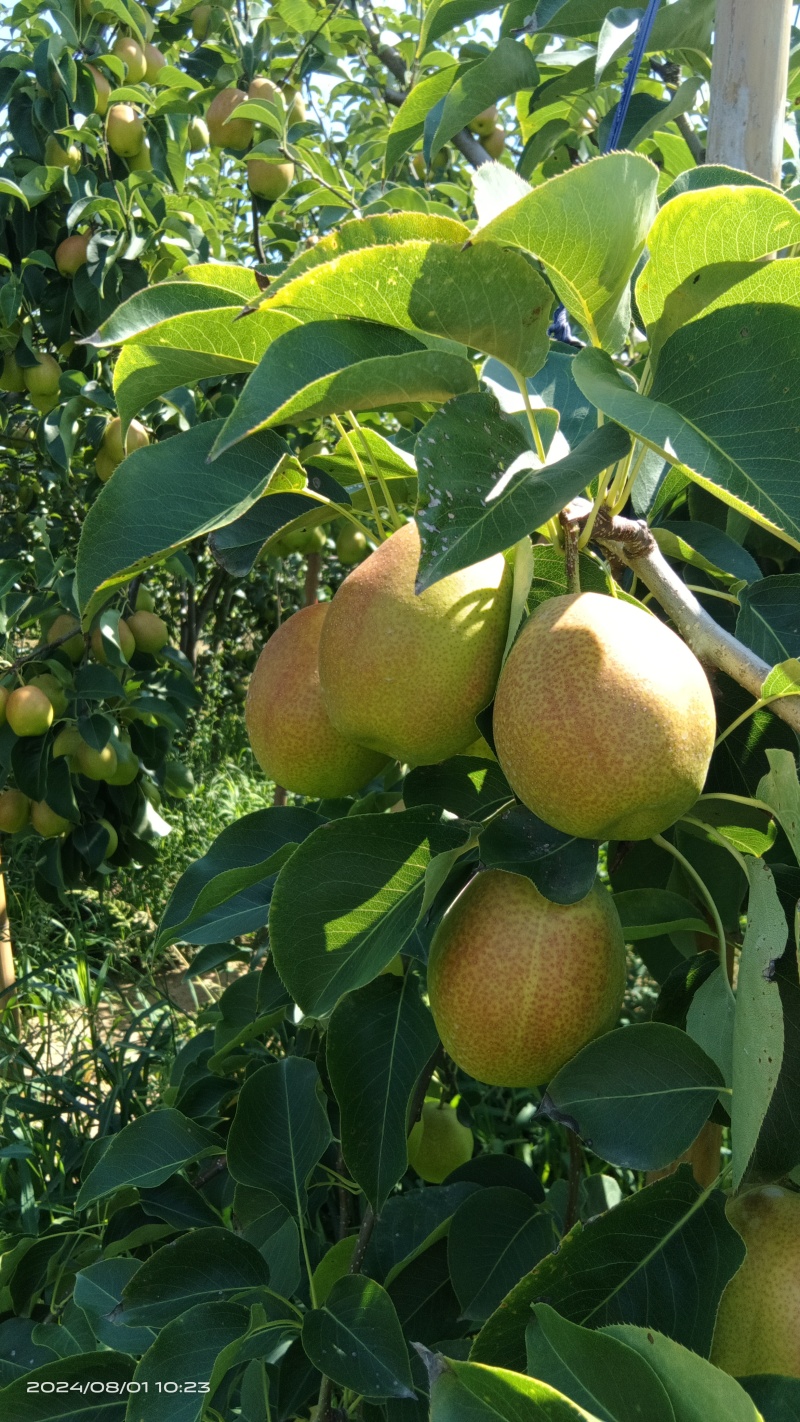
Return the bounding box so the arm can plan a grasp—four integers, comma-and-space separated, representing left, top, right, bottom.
2, 0, 800, 1419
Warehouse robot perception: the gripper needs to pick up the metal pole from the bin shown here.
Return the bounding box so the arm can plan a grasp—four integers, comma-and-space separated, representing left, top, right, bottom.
706, 0, 792, 184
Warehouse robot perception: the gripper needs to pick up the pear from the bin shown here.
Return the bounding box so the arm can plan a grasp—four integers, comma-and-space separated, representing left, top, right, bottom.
711, 1186, 800, 1378
112, 36, 147, 84
76, 739, 118, 781
335, 526, 368, 565
55, 232, 90, 277
407, 1101, 474, 1184
47, 614, 84, 662
427, 869, 626, 1086
469, 105, 498, 136
0, 790, 31, 834
247, 157, 294, 200
318, 521, 512, 766
31, 801, 71, 838
493, 592, 716, 841
0, 351, 26, 393
87, 64, 111, 117
107, 105, 145, 158
481, 127, 505, 159
207, 88, 253, 150
91, 619, 135, 663
127, 611, 168, 654
246, 603, 388, 799
23, 353, 60, 397
6, 686, 54, 737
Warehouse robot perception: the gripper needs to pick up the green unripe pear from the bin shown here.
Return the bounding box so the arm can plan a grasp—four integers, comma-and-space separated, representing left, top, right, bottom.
0, 351, 26, 393
95, 448, 117, 482
207, 88, 253, 150
428, 869, 626, 1086
711, 1186, 800, 1377
30, 674, 68, 719
319, 520, 512, 766
335, 526, 368, 565
127, 610, 168, 654
76, 739, 118, 781
101, 416, 149, 466
112, 36, 147, 83
493, 592, 716, 842
143, 43, 167, 83
187, 116, 209, 151
190, 3, 212, 38
0, 789, 31, 833
0, 686, 8, 724
407, 1101, 474, 1183
282, 525, 327, 555
55, 232, 90, 277
53, 725, 83, 760
247, 157, 294, 201
135, 585, 155, 612
31, 800, 71, 838
107, 104, 146, 158
48, 614, 84, 662
481, 126, 505, 159
29, 391, 59, 414
6, 685, 54, 737
44, 136, 82, 172
127, 141, 152, 172
106, 739, 139, 785
469, 105, 497, 136
87, 64, 111, 117
98, 818, 119, 856
23, 353, 61, 397
246, 604, 388, 799
91, 619, 135, 664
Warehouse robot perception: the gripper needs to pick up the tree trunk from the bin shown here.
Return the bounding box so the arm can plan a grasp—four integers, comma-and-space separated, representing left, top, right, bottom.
706, 0, 792, 184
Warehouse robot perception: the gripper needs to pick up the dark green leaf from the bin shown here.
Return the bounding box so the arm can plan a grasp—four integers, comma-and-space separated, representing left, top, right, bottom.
525, 1304, 675, 1422
737, 576, 800, 663
227, 1056, 332, 1212
404, 758, 513, 820
303, 1275, 415, 1400
120, 1228, 270, 1328
431, 39, 538, 153
130, 1302, 250, 1422
328, 974, 439, 1212
0, 1353, 134, 1421
76, 1108, 220, 1208
480, 804, 599, 905
448, 1188, 555, 1322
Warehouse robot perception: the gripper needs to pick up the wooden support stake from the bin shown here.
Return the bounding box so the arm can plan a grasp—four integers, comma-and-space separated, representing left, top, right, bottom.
706, 0, 792, 185
0, 850, 21, 1038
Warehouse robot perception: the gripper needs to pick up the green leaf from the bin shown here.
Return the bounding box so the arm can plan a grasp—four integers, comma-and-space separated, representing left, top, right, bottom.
130, 1303, 250, 1422
731, 861, 788, 1187
263, 240, 554, 376
613, 889, 708, 941
73, 1260, 155, 1355
270, 212, 469, 290
472, 1171, 743, 1371
653, 522, 761, 586
210, 320, 478, 459
421, 0, 503, 51
431, 39, 538, 154
269, 807, 473, 1017
0, 1353, 134, 1421
384, 69, 458, 174
404, 758, 513, 820
426, 1353, 603, 1420
636, 185, 800, 336
473, 154, 659, 350
226, 1056, 333, 1212
76, 422, 292, 614
156, 807, 321, 951
479, 805, 599, 905
572, 331, 800, 553
114, 308, 296, 429
757, 749, 800, 865
685, 966, 735, 1086
327, 974, 439, 1212
600, 1326, 762, 1422
94, 267, 261, 345
525, 1305, 676, 1422
415, 394, 630, 588
448, 1188, 555, 1322
739, 1374, 800, 1421
0, 177, 29, 206
76, 1108, 220, 1208
303, 1275, 415, 1400
762, 658, 800, 701
538, 1023, 723, 1171
738, 576, 800, 662
120, 1229, 271, 1328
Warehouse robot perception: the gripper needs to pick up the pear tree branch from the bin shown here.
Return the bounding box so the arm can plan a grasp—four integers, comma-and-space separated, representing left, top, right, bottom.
570, 501, 800, 736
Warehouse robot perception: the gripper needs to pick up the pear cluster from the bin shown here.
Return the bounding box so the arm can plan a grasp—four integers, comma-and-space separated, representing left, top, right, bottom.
0, 591, 183, 870
207, 75, 304, 201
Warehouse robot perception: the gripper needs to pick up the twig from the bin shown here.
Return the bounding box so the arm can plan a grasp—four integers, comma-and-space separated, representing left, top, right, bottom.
2, 628, 87, 674
674, 112, 706, 165
577, 502, 800, 734
251, 196, 266, 264
349, 1202, 377, 1275
559, 509, 581, 594
563, 1131, 583, 1233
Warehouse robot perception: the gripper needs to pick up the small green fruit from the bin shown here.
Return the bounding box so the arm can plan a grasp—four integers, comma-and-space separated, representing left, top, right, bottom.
0, 789, 31, 833
6, 685, 54, 737
187, 116, 209, 151
335, 526, 368, 565
55, 232, 90, 277
247, 157, 294, 200
76, 739, 118, 781
127, 610, 168, 654
282, 525, 327, 555
107, 104, 146, 158
53, 725, 83, 759
98, 818, 119, 856
0, 352, 26, 393
47, 614, 84, 662
407, 1101, 473, 1184
135, 585, 155, 612
468, 105, 498, 136
112, 36, 147, 83
106, 740, 140, 785
91, 619, 136, 664
30, 674, 68, 719
23, 353, 61, 397
31, 800, 71, 838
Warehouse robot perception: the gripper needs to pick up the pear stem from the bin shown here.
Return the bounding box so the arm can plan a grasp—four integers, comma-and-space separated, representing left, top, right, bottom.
331, 413, 386, 540
346, 410, 404, 531
651, 833, 735, 1003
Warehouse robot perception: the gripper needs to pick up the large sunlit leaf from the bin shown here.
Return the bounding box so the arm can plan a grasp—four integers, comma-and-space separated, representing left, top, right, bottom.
525, 1306, 675, 1422
572, 327, 800, 552
601, 1326, 762, 1422
210, 320, 477, 459
92, 265, 262, 344
426, 1353, 603, 1421
260, 240, 554, 376
473, 154, 658, 350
